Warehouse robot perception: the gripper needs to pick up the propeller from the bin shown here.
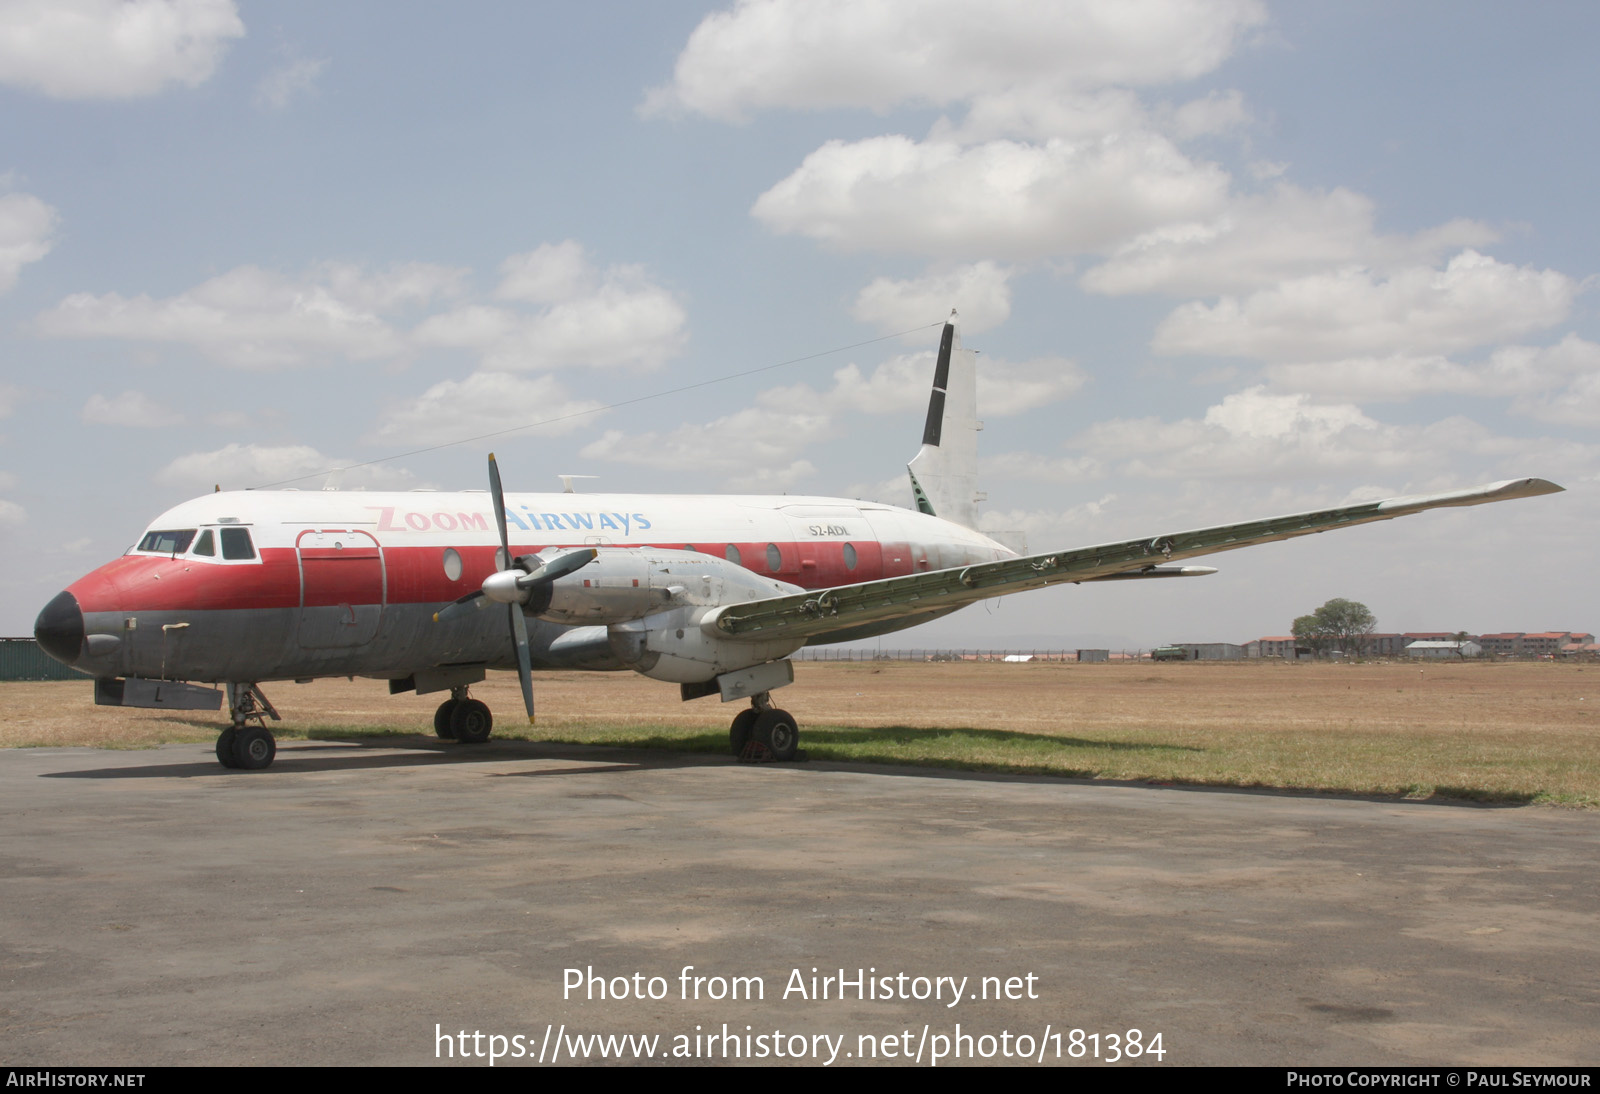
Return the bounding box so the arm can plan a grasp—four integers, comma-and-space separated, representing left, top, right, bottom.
432, 453, 598, 725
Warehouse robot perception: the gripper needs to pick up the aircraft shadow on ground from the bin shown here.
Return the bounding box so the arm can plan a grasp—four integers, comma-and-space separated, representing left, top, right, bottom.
34, 724, 1542, 807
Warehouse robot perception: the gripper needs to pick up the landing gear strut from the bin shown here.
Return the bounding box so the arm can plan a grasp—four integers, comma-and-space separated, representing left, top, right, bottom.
730, 691, 801, 763
215, 682, 280, 770
434, 686, 493, 744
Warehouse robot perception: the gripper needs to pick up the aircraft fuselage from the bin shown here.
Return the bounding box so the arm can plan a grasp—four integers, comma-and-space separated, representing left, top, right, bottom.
37, 488, 1013, 685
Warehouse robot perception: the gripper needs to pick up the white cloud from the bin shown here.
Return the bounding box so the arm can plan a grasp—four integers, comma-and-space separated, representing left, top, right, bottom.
928, 87, 1154, 144
0, 496, 23, 526
766, 350, 1086, 418
1264, 335, 1600, 404
580, 406, 828, 492
36, 261, 465, 367
981, 451, 1105, 483
253, 55, 327, 111
0, 382, 19, 417
1152, 251, 1575, 362
976, 493, 1119, 545
0, 0, 244, 99
1083, 185, 1498, 297
1062, 386, 1571, 482
82, 390, 183, 427
643, 0, 1266, 121
853, 262, 1012, 335
1509, 337, 1600, 427
578, 344, 1085, 493
752, 133, 1230, 259
495, 240, 594, 304
157, 443, 418, 491
1165, 89, 1252, 140
367, 372, 606, 448
417, 248, 687, 372
0, 191, 57, 293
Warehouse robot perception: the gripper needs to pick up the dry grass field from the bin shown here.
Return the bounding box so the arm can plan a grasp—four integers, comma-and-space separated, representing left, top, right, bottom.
3, 659, 1596, 805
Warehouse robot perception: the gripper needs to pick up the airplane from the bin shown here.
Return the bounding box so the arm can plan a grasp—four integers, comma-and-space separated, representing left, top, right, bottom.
33, 313, 1562, 770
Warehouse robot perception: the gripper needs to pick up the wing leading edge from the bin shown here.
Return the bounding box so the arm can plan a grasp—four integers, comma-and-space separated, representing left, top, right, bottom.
707, 478, 1563, 644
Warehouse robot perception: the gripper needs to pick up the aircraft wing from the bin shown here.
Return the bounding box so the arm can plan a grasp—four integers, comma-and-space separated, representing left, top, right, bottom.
707, 478, 1562, 643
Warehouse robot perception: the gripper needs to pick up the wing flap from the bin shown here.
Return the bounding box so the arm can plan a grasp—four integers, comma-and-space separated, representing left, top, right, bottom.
707, 478, 1561, 643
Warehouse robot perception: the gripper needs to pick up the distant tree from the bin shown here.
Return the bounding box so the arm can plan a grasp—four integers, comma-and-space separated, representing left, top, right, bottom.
1291, 614, 1327, 654
1292, 598, 1378, 657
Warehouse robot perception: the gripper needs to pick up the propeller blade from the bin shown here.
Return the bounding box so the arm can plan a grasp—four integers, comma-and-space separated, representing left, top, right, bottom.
509, 601, 535, 725
488, 452, 513, 568
433, 590, 489, 624
516, 547, 598, 589
489, 453, 536, 725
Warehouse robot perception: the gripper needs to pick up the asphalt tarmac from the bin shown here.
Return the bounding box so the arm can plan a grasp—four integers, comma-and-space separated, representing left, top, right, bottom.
3, 737, 1596, 1067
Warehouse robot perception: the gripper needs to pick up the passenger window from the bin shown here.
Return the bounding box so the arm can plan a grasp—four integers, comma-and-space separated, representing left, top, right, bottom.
192, 530, 215, 557
724, 544, 742, 566
843, 543, 857, 571
766, 543, 781, 571
220, 527, 256, 560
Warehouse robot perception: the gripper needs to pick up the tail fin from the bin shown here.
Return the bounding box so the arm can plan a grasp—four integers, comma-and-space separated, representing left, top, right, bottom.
907, 310, 982, 528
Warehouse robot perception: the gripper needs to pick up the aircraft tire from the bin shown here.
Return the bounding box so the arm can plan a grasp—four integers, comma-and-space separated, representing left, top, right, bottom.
752, 709, 799, 763
231, 727, 276, 770
215, 728, 238, 768
434, 699, 460, 740
729, 709, 758, 758
451, 699, 493, 744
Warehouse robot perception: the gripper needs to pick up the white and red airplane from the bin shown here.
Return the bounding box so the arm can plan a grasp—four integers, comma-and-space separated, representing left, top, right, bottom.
34, 315, 1562, 770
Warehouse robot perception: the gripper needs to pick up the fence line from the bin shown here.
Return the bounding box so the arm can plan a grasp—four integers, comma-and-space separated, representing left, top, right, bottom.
793, 648, 1152, 663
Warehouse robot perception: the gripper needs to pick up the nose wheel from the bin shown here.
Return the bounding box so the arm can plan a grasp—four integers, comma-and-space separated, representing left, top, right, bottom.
215, 683, 280, 770
434, 686, 493, 744
730, 694, 802, 763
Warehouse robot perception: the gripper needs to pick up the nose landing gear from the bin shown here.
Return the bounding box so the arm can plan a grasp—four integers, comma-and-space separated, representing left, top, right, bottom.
433, 686, 493, 744
215, 683, 281, 770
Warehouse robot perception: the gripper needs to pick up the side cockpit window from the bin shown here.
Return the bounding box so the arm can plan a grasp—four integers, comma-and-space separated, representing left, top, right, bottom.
192, 529, 215, 557
137, 529, 196, 555
220, 527, 256, 560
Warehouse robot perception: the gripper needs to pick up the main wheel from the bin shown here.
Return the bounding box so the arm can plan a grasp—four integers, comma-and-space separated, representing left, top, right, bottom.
434, 699, 460, 740
215, 727, 238, 768
230, 726, 276, 770
752, 708, 799, 762
450, 699, 493, 744
729, 709, 758, 757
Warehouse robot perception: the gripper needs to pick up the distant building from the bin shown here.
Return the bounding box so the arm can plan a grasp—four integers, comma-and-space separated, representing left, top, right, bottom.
1076, 649, 1109, 663
1247, 637, 1301, 658
1175, 642, 1244, 661
1406, 640, 1482, 659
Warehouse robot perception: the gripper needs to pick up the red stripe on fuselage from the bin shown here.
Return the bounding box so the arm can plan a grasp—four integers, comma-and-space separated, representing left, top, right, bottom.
67, 540, 913, 614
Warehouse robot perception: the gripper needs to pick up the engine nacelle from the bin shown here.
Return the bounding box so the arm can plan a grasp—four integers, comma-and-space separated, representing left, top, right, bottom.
531, 547, 800, 627
606, 604, 805, 684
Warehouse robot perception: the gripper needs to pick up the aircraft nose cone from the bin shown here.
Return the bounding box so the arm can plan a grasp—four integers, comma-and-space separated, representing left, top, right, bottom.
34, 590, 84, 666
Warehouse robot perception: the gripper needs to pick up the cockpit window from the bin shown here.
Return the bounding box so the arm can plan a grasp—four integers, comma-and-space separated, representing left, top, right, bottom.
192, 529, 215, 557
220, 527, 256, 560
137, 529, 196, 555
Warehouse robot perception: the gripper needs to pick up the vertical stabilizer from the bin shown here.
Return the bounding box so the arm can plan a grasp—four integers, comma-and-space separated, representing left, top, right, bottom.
907, 310, 982, 528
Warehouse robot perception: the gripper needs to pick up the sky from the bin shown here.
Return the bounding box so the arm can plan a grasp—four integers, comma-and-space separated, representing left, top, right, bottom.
0, 0, 1594, 648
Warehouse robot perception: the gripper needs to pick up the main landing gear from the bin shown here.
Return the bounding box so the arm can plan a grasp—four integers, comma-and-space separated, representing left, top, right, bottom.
433, 686, 493, 744
215, 682, 281, 771
729, 692, 801, 763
